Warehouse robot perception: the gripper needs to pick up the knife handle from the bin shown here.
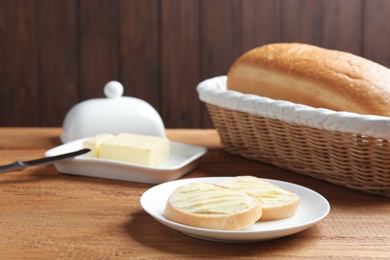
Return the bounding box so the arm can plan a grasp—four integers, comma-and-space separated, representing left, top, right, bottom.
0, 148, 90, 174
0, 161, 25, 174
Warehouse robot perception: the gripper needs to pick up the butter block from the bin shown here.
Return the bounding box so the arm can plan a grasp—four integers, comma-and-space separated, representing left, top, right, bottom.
99, 133, 170, 166
83, 134, 114, 158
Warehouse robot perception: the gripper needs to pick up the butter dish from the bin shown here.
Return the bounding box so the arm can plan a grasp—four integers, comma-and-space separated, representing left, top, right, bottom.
45, 137, 207, 184
61, 81, 165, 143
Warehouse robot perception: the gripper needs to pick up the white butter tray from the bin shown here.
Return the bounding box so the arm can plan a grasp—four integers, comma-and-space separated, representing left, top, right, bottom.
45, 138, 207, 184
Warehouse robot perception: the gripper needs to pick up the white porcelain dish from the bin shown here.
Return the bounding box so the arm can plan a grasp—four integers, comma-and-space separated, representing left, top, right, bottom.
140, 177, 330, 243
45, 138, 207, 184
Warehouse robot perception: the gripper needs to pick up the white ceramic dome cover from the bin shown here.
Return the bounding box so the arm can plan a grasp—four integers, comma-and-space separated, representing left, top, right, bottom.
61, 81, 165, 143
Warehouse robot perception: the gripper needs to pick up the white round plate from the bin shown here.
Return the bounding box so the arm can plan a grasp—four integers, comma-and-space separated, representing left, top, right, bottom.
140, 177, 330, 243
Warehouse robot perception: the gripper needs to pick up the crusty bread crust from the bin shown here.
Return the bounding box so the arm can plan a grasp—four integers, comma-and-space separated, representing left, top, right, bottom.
218, 176, 300, 221
259, 198, 300, 221
227, 43, 390, 116
163, 183, 262, 230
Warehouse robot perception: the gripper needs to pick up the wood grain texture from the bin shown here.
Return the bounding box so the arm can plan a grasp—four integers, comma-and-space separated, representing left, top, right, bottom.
78, 0, 119, 100
364, 0, 390, 66
35, 0, 78, 126
200, 0, 240, 128
1, 0, 390, 128
119, 0, 160, 110
281, 0, 322, 44
161, 0, 200, 128
241, 0, 282, 52
322, 0, 363, 55
0, 0, 38, 126
0, 128, 389, 259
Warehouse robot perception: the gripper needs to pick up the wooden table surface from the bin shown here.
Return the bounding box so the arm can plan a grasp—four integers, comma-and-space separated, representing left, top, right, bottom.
0, 128, 389, 259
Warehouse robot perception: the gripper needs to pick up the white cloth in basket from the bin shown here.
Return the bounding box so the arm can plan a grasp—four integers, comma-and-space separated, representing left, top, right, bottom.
197, 76, 390, 139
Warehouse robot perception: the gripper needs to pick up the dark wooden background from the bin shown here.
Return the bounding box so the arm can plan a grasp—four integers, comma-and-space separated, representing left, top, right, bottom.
1, 0, 390, 128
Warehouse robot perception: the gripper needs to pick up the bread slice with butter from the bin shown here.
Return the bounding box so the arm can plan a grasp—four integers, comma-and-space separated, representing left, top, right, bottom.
163, 182, 262, 230
218, 176, 300, 221
83, 133, 170, 167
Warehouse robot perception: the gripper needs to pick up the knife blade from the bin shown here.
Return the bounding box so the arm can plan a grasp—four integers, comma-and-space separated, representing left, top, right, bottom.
0, 148, 91, 174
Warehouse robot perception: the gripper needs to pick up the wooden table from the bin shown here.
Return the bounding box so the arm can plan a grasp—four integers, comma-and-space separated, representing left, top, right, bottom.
0, 128, 389, 259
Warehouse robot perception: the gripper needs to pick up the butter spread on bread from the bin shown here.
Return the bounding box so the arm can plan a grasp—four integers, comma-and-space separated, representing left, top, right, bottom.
227, 43, 390, 116
218, 176, 300, 221
163, 182, 262, 230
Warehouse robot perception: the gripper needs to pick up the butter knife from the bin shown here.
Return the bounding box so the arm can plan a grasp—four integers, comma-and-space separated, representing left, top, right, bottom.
0, 148, 91, 174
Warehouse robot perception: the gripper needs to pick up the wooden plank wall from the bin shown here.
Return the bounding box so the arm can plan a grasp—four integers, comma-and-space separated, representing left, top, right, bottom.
1, 0, 390, 129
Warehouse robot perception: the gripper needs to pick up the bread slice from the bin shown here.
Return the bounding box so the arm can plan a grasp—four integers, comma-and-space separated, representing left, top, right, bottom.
218, 176, 300, 221
163, 182, 262, 230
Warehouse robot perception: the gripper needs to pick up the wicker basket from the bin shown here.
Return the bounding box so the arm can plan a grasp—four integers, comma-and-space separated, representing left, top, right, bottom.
197, 76, 390, 197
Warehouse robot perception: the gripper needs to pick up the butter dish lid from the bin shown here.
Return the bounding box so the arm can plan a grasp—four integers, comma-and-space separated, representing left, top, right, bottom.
61, 81, 165, 143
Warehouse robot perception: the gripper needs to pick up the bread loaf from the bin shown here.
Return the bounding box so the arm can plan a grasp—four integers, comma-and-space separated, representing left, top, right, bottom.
163, 182, 262, 230
218, 176, 300, 221
227, 43, 390, 116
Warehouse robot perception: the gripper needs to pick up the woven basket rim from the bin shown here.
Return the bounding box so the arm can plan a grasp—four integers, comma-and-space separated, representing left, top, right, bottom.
197, 76, 390, 140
